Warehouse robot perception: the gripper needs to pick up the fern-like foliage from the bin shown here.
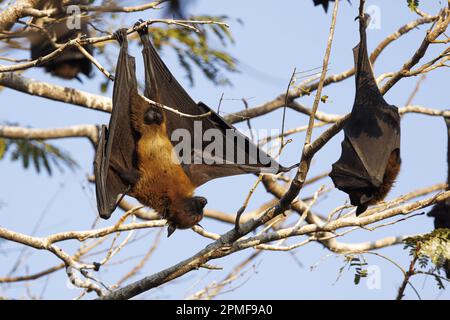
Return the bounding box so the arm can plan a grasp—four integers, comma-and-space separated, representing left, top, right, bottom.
349, 255, 368, 285
407, 0, 420, 11
0, 137, 77, 175
334, 255, 368, 286
148, 15, 238, 86
404, 229, 450, 288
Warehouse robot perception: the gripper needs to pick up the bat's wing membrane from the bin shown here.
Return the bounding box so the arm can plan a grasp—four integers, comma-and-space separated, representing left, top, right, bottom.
330, 137, 373, 190
344, 102, 400, 187
94, 29, 138, 219
138, 30, 282, 187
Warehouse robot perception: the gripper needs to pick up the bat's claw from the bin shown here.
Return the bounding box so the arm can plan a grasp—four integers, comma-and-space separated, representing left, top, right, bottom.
93, 262, 101, 271
167, 224, 176, 237
135, 19, 148, 36
113, 28, 128, 46
234, 206, 245, 232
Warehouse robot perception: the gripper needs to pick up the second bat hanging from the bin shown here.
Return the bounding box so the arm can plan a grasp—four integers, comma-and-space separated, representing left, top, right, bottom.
329, 13, 401, 215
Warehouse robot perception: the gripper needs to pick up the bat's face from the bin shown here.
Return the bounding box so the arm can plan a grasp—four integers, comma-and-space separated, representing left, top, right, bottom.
166, 196, 207, 236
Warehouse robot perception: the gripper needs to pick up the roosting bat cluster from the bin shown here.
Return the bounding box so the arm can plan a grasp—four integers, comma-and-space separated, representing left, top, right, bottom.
21, 1, 442, 237
1, 0, 445, 243
0, 0, 449, 299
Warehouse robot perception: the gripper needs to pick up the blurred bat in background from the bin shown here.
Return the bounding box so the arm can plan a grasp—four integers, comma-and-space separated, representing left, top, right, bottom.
29, 0, 93, 80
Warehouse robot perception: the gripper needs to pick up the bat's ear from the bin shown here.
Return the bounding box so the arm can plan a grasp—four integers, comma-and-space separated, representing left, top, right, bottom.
167, 224, 177, 237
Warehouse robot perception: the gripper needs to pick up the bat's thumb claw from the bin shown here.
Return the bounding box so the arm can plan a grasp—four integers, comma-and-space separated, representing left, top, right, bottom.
113, 28, 128, 47
135, 19, 148, 36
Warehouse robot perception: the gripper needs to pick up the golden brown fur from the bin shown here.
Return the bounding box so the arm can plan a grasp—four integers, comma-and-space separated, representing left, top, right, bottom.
128, 93, 197, 227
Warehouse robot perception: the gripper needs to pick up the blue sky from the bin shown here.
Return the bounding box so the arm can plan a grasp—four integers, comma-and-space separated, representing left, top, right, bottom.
1, 0, 449, 299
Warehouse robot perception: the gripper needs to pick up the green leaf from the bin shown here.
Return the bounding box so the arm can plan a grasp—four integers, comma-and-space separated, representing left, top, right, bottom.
403, 229, 450, 284
407, 0, 419, 11
1, 137, 78, 176
31, 144, 41, 174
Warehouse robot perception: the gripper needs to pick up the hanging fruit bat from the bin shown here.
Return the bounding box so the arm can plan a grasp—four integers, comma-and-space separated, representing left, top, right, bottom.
427, 116, 450, 278
29, 1, 93, 80
329, 13, 401, 215
94, 27, 297, 236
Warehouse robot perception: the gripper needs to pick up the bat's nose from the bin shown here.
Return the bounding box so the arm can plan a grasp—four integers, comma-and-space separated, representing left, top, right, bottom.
194, 196, 207, 208
199, 197, 207, 207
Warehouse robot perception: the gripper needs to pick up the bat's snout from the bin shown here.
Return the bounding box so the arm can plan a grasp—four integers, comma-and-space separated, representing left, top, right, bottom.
196, 196, 208, 209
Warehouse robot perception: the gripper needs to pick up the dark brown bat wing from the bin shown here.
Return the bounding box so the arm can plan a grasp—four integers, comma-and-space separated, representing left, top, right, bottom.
138, 29, 286, 187
329, 14, 400, 203
94, 29, 138, 219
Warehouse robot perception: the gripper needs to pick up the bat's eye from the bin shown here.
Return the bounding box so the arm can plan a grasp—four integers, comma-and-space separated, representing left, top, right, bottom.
197, 197, 207, 208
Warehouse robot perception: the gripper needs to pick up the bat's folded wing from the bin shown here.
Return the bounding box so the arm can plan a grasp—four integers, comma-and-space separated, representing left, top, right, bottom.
330, 136, 373, 191
94, 29, 138, 219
